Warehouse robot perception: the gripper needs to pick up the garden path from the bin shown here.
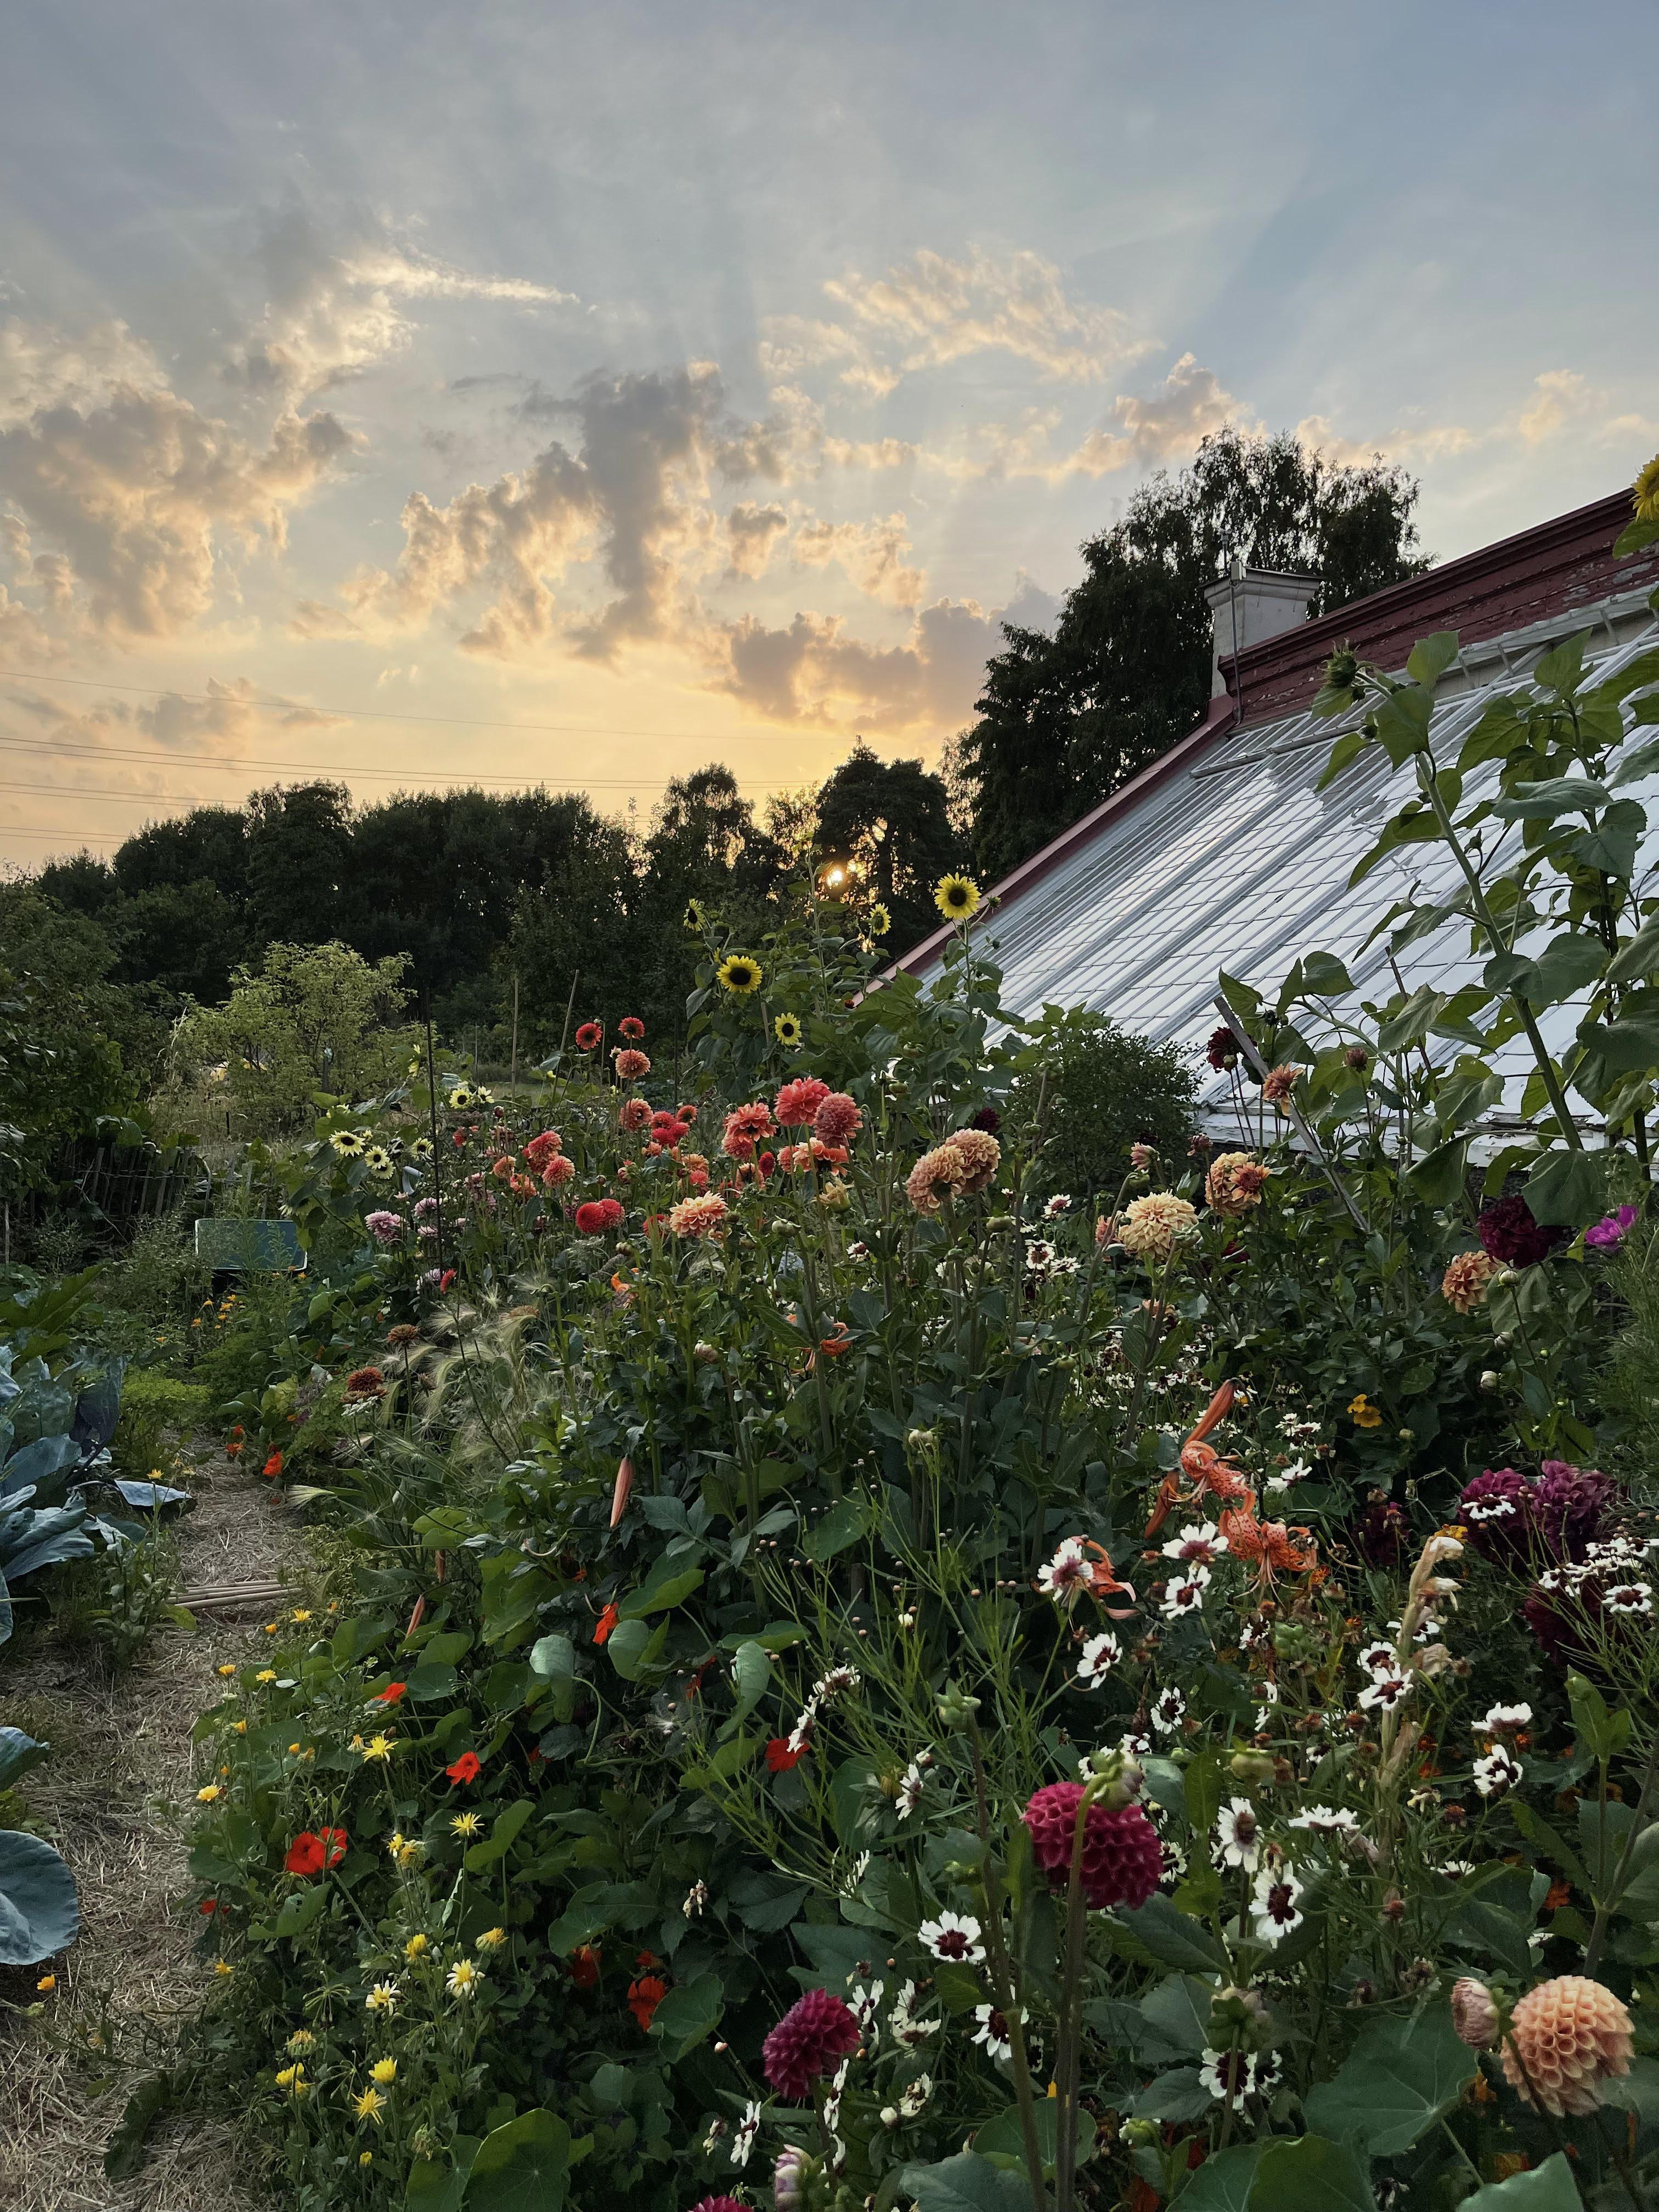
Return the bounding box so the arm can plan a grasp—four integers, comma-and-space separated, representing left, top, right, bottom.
1, 1440, 308, 2211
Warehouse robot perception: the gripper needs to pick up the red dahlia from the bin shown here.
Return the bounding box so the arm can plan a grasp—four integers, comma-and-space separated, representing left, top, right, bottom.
761, 1987, 861, 2098
1022, 1782, 1163, 1910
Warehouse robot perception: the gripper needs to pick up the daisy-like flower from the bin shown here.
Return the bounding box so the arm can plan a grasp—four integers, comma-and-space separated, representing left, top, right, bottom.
973, 2004, 1023, 2062
274, 2063, 308, 2096
1024, 1238, 1056, 1276
898, 2075, 933, 2118
848, 1979, 885, 2041
196, 1784, 222, 1803
1161, 1568, 1211, 1620
359, 1734, 395, 1763
450, 1812, 484, 1839
445, 1958, 482, 2000
896, 1759, 928, 1820
866, 902, 892, 937
1289, 1805, 1359, 1837
1357, 1640, 1397, 1677
1077, 1631, 1121, 1686
1043, 1193, 1073, 1218
888, 1980, 941, 2046
1163, 1520, 1228, 1567
1251, 1863, 1304, 1943
1358, 1673, 1412, 1713
1635, 452, 1659, 524
476, 1926, 508, 1951
369, 2058, 397, 2086
717, 953, 763, 995
730, 2100, 760, 2167
774, 1012, 803, 1048
1150, 1687, 1187, 1735
353, 2086, 388, 2126
331, 1128, 367, 1156
365, 1979, 400, 2013
1481, 1702, 1533, 1734
1037, 1537, 1091, 1606
1604, 1582, 1654, 1616
1215, 1798, 1262, 1871
364, 1146, 394, 1176
1474, 1746, 1523, 1798
917, 1909, 985, 1963
404, 1934, 428, 1960
934, 874, 981, 923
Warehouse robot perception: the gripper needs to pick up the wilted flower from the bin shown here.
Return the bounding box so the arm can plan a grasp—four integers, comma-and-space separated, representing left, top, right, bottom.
1261, 1063, 1302, 1106
1451, 1978, 1499, 2049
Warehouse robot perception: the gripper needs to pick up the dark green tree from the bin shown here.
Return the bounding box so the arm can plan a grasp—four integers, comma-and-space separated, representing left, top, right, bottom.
244, 782, 353, 946
958, 428, 1427, 882
811, 742, 961, 947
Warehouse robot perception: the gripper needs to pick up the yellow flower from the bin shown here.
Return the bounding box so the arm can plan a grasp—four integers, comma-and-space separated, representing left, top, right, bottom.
353, 2086, 388, 2126
360, 1734, 396, 1763
866, 902, 891, 938
773, 1012, 803, 1048
291, 1609, 312, 1624
476, 1926, 507, 1951
196, 1784, 222, 1803
286, 2029, 315, 2052
216, 1663, 237, 1679
684, 897, 707, 932
445, 1959, 481, 1999
370, 2057, 398, 2086
36, 1974, 55, 1993
717, 953, 763, 996
214, 1959, 233, 1977
1635, 453, 1659, 524
263, 1622, 278, 1636
404, 1933, 430, 1960
275, 2062, 307, 2095
256, 1669, 276, 1683
365, 1979, 400, 2013
386, 1831, 407, 1860
1347, 1392, 1383, 1429
934, 874, 981, 923
232, 1720, 247, 1735
449, 1812, 483, 1839
288, 1742, 303, 1756
395, 1841, 424, 1869
359, 2151, 374, 2167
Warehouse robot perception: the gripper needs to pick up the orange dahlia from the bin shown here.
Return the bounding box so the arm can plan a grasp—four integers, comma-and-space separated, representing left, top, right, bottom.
906, 1142, 969, 1214
1205, 1151, 1269, 1219
950, 1127, 1001, 1194
1502, 1976, 1632, 2115
1441, 1248, 1499, 1314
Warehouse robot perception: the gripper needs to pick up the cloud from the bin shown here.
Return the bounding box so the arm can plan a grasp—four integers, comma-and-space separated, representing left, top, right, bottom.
0, 318, 166, 428
225, 199, 571, 399
792, 512, 924, 608
1296, 371, 1655, 471
1295, 413, 1477, 467
0, 336, 356, 639
725, 500, 788, 579
1059, 354, 1245, 476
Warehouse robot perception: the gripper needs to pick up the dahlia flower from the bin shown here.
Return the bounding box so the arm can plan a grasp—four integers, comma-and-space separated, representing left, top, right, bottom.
574, 1022, 603, 1051
814, 1092, 862, 1146
1478, 1193, 1566, 1268
1206, 1025, 1239, 1072
613, 1048, 651, 1082
775, 1076, 831, 1127
619, 1097, 652, 1132
905, 1142, 968, 1214
541, 1155, 575, 1188
364, 1211, 403, 1246
950, 1126, 1000, 1193
1118, 1191, 1198, 1261
1022, 1781, 1163, 1909
1502, 1976, 1633, 2115
668, 1193, 729, 1238
1261, 1063, 1303, 1106
1441, 1248, 1499, 1313
618, 1015, 645, 1040
761, 1988, 860, 2099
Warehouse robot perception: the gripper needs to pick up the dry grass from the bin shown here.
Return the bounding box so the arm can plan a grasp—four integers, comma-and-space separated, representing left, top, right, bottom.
0, 1444, 312, 2211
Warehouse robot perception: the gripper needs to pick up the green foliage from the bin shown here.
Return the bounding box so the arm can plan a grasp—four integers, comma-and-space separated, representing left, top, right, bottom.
0, 1823, 81, 1964
1013, 1008, 1197, 1198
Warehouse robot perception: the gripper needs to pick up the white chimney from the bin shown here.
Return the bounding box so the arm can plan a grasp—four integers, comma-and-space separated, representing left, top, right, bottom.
1203, 563, 1320, 698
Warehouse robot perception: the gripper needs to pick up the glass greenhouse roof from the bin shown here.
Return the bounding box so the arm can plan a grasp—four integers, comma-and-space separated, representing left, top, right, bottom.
918, 587, 1659, 1121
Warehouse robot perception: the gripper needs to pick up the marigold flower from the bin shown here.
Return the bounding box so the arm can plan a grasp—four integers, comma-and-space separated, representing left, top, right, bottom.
718, 953, 763, 995
905, 1142, 968, 1214
1118, 1191, 1199, 1261
761, 1987, 860, 2097
1442, 1248, 1499, 1313
934, 874, 981, 923
1502, 1976, 1633, 2115
1205, 1152, 1269, 1219
668, 1192, 729, 1239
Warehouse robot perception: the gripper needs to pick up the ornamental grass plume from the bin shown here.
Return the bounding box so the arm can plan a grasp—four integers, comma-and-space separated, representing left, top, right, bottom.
1118, 1191, 1198, 1261
1204, 1152, 1268, 1220
761, 1987, 861, 2098
949, 1126, 1000, 1193
1441, 1248, 1499, 1313
906, 1142, 969, 1214
1022, 1781, 1163, 1910
1502, 1976, 1633, 2114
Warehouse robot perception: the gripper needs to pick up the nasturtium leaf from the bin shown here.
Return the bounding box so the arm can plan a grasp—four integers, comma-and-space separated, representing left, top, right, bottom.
1248, 2133, 1374, 2211
1454, 2153, 1580, 2208
1130, 2066, 1212, 2123
1302, 2004, 1475, 2155
648, 1971, 723, 2052
1174, 2142, 1268, 2211
464, 1797, 534, 1869
462, 2108, 572, 2212
897, 2152, 1032, 2212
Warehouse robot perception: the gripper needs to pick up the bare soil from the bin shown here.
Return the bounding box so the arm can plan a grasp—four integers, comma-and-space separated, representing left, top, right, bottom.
1, 1444, 312, 2211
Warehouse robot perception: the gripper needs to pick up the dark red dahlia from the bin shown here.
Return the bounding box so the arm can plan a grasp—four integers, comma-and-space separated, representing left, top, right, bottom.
969, 1105, 1002, 1135
1477, 1194, 1567, 1269
1355, 1492, 1408, 1569
1022, 1782, 1163, 1910
761, 1987, 861, 2100
1534, 1462, 1616, 1561
1206, 1025, 1240, 1073
1457, 1468, 1534, 1565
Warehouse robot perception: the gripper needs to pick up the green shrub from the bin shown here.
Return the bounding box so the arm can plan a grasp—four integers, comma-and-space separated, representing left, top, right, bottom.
1014, 1007, 1197, 1199
112, 1369, 211, 1479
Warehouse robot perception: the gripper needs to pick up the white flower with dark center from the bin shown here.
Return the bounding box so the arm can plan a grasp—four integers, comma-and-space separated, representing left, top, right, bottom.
888, 1980, 941, 2047
1163, 1521, 1228, 1567
848, 1980, 884, 2042
1480, 1703, 1532, 1734
1199, 2047, 1251, 2102
1215, 1797, 1262, 1871
897, 1760, 928, 1820
846, 1241, 870, 1261
1119, 1730, 1154, 1762
1024, 1239, 1056, 1276
1463, 1494, 1518, 1525
918, 1910, 984, 1964
1289, 1805, 1358, 1837
814, 1665, 862, 1701
972, 2004, 1022, 2061
1161, 1570, 1211, 1620
1358, 1672, 1411, 1713
1474, 1746, 1522, 1798
1357, 1640, 1397, 1677
1251, 1863, 1304, 1942
1043, 1194, 1073, 1218
898, 2076, 933, 2118
1038, 1538, 1091, 1606
1605, 1582, 1654, 1616
1051, 1255, 1081, 1277
731, 2100, 760, 2167
1151, 1688, 1187, 1735
1076, 1632, 1121, 1687
1248, 2051, 1282, 2096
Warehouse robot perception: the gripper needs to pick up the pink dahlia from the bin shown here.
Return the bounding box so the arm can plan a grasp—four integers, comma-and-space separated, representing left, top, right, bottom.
761, 1987, 861, 2099
812, 1092, 862, 1147
1022, 1781, 1163, 1910
775, 1077, 831, 1129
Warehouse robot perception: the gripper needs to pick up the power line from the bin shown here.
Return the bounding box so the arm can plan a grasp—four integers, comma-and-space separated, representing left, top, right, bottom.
0, 663, 779, 746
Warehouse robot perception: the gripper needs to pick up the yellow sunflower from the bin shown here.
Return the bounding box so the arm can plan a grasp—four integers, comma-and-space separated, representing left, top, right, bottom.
774, 1012, 803, 1048
718, 953, 763, 996
330, 1129, 366, 1157
1637, 453, 1659, 524
866, 903, 891, 938
684, 897, 707, 932
934, 874, 981, 924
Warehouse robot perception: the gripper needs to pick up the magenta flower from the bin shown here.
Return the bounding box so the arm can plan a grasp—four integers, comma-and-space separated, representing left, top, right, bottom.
1585, 1205, 1639, 1251
761, 1987, 860, 2100
1022, 1781, 1164, 1910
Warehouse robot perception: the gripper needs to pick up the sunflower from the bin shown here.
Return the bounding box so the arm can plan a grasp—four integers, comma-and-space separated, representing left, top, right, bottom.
718, 953, 763, 995
866, 902, 891, 938
364, 1146, 394, 1176
934, 874, 981, 923
330, 1128, 366, 1157
1638, 454, 1659, 524
447, 1085, 476, 1112
774, 1012, 803, 1048
684, 898, 707, 932
410, 1136, 433, 1161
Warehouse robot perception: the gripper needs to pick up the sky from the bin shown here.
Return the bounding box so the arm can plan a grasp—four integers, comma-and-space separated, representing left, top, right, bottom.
2, 0, 1657, 869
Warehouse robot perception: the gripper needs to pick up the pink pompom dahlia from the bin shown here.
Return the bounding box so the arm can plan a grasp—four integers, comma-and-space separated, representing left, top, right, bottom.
1022, 1781, 1163, 1910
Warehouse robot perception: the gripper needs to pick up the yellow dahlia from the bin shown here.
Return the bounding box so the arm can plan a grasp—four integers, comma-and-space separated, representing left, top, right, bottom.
1117, 1192, 1199, 1262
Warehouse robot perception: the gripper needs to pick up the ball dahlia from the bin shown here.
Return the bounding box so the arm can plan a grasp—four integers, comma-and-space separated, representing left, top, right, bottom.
813, 1092, 862, 1147
950, 1127, 1001, 1194
1478, 1193, 1566, 1269
761, 1987, 861, 2100
1441, 1248, 1499, 1313
1118, 1191, 1198, 1262
776, 1076, 831, 1128
1205, 1152, 1268, 1220
1502, 1975, 1632, 2115
1451, 1977, 1499, 2049
1022, 1781, 1163, 1910
906, 1142, 968, 1214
